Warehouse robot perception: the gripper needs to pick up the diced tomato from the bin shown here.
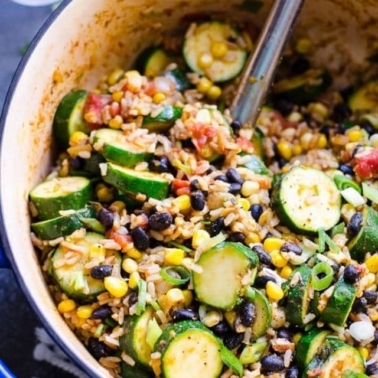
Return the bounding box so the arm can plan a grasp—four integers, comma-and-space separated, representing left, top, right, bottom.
106, 229, 132, 249
237, 136, 254, 151
190, 123, 217, 150
144, 82, 156, 97
176, 187, 191, 196
83, 93, 112, 130
172, 179, 190, 195
353, 148, 378, 179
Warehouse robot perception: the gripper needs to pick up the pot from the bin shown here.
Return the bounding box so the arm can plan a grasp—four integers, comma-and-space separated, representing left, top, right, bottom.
1, 0, 378, 376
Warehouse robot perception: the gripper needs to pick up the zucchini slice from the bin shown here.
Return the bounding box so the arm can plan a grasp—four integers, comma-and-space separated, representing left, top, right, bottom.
162, 68, 191, 92
102, 162, 170, 200
272, 166, 341, 234
53, 89, 89, 148
120, 361, 153, 378
93, 128, 153, 168
248, 288, 272, 340
239, 153, 271, 176
29, 176, 93, 221
136, 47, 173, 77
193, 242, 259, 310
155, 320, 223, 378
49, 232, 121, 302
349, 80, 378, 113
142, 105, 182, 132
183, 21, 248, 83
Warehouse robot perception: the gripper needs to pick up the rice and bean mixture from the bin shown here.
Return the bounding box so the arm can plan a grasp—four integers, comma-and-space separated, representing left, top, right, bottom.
30, 19, 378, 378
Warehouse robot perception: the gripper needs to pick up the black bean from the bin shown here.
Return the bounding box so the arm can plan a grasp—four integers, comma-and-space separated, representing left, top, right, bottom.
277, 157, 288, 168
363, 290, 378, 304
250, 204, 263, 222
338, 163, 355, 176
230, 119, 243, 133
343, 264, 361, 283
254, 275, 276, 288
251, 245, 273, 266
190, 191, 206, 211
281, 242, 302, 255
214, 174, 229, 183
285, 366, 299, 378
131, 227, 150, 250
366, 362, 378, 376
181, 139, 195, 149
319, 124, 332, 138
332, 102, 352, 123
221, 331, 244, 350
87, 338, 111, 360
238, 301, 256, 327
211, 320, 231, 336
148, 155, 171, 173
228, 232, 245, 244
352, 297, 367, 314
172, 308, 198, 322
69, 156, 84, 170
276, 328, 293, 341
128, 291, 138, 306
149, 212, 173, 231
373, 330, 378, 346
273, 98, 294, 117
292, 57, 310, 74
190, 179, 200, 192
92, 305, 112, 320
360, 121, 375, 136
261, 354, 285, 373
90, 265, 113, 279
97, 208, 114, 229
347, 212, 363, 237
226, 168, 244, 185
208, 217, 225, 237
229, 182, 242, 194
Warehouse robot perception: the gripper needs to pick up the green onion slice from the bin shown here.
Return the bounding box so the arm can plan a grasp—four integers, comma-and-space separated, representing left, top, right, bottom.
160, 266, 191, 285
318, 229, 340, 254
136, 279, 147, 315
168, 240, 192, 253
221, 345, 243, 376
311, 262, 334, 291
334, 174, 361, 194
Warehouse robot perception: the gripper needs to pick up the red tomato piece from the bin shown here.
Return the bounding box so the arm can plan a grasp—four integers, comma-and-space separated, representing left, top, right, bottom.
354, 148, 378, 179
84, 93, 112, 129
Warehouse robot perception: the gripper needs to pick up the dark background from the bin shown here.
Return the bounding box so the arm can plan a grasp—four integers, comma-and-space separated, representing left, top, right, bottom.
0, 1, 79, 377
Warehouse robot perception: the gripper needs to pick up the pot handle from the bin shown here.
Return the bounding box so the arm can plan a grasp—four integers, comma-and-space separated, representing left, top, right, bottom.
0, 360, 15, 378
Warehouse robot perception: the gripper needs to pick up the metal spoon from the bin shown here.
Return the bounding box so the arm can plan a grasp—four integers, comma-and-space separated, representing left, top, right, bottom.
230, 0, 305, 127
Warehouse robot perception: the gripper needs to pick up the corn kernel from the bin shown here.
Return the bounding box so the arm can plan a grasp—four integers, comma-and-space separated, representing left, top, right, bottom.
109, 201, 126, 213
173, 195, 191, 212
280, 265, 293, 279
128, 272, 141, 289
277, 140, 292, 161
124, 70, 143, 93
241, 31, 253, 51
293, 332, 302, 345
348, 129, 364, 143
111, 91, 124, 102
96, 184, 115, 203
192, 229, 211, 249
365, 254, 378, 273
203, 311, 222, 327
153, 92, 166, 104
357, 346, 369, 361
270, 250, 288, 268
104, 276, 128, 298
58, 299, 76, 313
89, 243, 106, 262
166, 288, 185, 306
287, 111, 303, 123
211, 41, 228, 59
122, 258, 139, 274
300, 132, 313, 150
197, 52, 213, 69
281, 165, 291, 174
367, 272, 377, 286
308, 102, 329, 120
295, 38, 312, 54
263, 237, 284, 253
126, 248, 143, 260
238, 198, 250, 211
182, 289, 193, 307
245, 233, 261, 244
164, 248, 185, 266
108, 115, 123, 129
207, 85, 222, 100
77, 305, 93, 319
292, 144, 303, 156
241, 181, 260, 197
317, 133, 328, 149
107, 68, 124, 85
69, 131, 88, 146
266, 281, 284, 301
197, 77, 213, 94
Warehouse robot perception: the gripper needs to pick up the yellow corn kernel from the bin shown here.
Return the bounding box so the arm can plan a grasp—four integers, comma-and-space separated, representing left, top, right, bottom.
89, 243, 106, 262
192, 229, 211, 249
182, 289, 193, 307
308, 102, 329, 120
367, 272, 376, 286
270, 250, 288, 268
266, 281, 284, 301
173, 195, 191, 212
238, 198, 250, 211
122, 258, 139, 274
58, 299, 76, 313
125, 70, 143, 93
241, 181, 260, 197
357, 346, 369, 361
197, 52, 213, 69
292, 144, 303, 156
111, 91, 124, 102
153, 92, 166, 104
277, 140, 292, 161
295, 38, 312, 54
211, 41, 228, 59
108, 115, 123, 129
109, 200, 126, 213
368, 307, 378, 322
245, 233, 261, 244
128, 272, 141, 289
263, 237, 284, 253
280, 265, 293, 279
348, 129, 364, 143
96, 184, 115, 203
202, 311, 222, 327
317, 133, 328, 149
293, 332, 302, 345
166, 288, 185, 306
164, 248, 185, 266
196, 77, 213, 94
207, 85, 222, 100
76, 305, 93, 319
107, 68, 124, 86
365, 254, 378, 273
104, 276, 128, 298
69, 131, 88, 146
126, 247, 143, 260
281, 165, 291, 174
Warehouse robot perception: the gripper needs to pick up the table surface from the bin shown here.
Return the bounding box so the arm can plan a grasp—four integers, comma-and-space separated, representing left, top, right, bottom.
0, 1, 83, 377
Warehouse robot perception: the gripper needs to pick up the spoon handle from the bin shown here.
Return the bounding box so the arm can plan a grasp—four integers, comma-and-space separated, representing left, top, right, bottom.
230, 0, 304, 126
